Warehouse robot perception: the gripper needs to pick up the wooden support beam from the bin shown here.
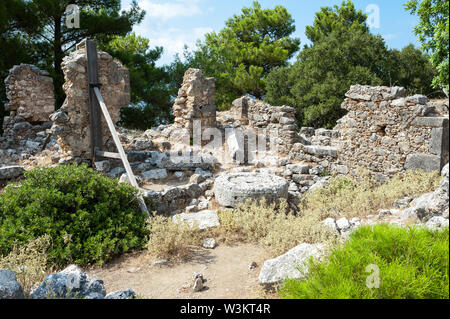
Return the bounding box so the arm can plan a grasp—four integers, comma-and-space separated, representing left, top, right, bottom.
86, 39, 103, 162
93, 87, 149, 217
95, 150, 122, 160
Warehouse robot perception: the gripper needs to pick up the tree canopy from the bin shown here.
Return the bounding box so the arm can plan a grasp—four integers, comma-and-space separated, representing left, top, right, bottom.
405, 0, 449, 95
188, 1, 300, 110
266, 0, 437, 129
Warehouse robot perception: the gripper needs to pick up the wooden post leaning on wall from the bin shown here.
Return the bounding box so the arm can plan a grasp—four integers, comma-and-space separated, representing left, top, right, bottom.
85, 39, 149, 217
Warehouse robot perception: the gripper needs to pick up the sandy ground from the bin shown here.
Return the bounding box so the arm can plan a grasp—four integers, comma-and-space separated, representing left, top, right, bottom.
85, 243, 277, 299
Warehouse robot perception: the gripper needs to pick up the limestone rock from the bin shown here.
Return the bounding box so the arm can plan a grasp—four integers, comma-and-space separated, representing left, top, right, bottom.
105, 289, 137, 299
172, 210, 220, 230
30, 265, 106, 299
0, 166, 25, 180
258, 243, 323, 285
202, 238, 216, 249
0, 270, 25, 299
142, 168, 168, 180
214, 172, 289, 207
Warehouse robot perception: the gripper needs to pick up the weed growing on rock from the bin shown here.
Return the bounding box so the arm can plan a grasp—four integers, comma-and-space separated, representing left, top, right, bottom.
0, 236, 51, 297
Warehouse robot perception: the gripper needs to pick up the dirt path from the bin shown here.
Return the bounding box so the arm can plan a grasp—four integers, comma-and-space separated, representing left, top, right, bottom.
86, 243, 276, 299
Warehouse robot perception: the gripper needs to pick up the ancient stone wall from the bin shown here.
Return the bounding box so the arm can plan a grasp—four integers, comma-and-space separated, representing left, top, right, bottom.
1, 64, 56, 164
223, 96, 299, 156
332, 85, 449, 181
51, 40, 130, 161
173, 68, 216, 137
4, 64, 54, 123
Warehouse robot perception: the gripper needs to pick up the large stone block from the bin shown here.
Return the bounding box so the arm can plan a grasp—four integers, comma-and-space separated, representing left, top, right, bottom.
405, 154, 442, 172
412, 117, 449, 128
214, 172, 289, 207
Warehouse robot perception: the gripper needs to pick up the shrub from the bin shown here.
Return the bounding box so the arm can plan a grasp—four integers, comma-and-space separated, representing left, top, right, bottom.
301, 169, 441, 219
0, 164, 149, 266
0, 235, 51, 297
280, 224, 449, 299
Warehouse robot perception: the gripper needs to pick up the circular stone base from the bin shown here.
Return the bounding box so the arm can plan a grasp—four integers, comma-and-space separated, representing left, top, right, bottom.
213, 172, 289, 207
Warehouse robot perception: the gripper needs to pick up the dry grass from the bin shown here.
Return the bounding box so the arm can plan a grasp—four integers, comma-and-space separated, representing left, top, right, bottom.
217, 199, 338, 257
146, 213, 203, 262
144, 169, 441, 261
0, 235, 52, 297
301, 168, 442, 220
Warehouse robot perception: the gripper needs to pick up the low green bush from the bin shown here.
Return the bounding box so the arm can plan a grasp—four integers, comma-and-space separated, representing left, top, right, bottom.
280, 224, 449, 299
0, 164, 149, 266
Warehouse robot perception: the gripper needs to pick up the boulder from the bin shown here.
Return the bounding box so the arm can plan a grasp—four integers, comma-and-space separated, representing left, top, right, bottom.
0, 166, 25, 180
425, 216, 449, 230
0, 270, 25, 299
172, 210, 220, 230
258, 243, 323, 285
214, 172, 289, 207
30, 265, 106, 299
105, 289, 137, 299
142, 168, 168, 180
401, 188, 449, 221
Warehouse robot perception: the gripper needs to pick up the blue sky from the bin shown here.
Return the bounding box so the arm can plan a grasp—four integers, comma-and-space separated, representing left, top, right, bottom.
120, 0, 421, 66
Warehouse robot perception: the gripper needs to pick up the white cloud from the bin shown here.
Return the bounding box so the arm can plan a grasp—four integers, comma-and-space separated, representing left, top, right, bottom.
133, 24, 213, 65
138, 0, 202, 21
128, 1, 214, 65
382, 33, 397, 40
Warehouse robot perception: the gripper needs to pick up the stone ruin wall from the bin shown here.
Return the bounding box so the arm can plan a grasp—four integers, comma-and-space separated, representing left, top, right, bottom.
2, 64, 54, 140
332, 85, 449, 181
172, 68, 216, 139
224, 96, 299, 156
4, 64, 55, 123
1, 64, 55, 165
51, 40, 130, 161
1, 59, 449, 186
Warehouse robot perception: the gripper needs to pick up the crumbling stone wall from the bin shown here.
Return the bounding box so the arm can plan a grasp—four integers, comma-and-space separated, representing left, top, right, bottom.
51, 40, 130, 161
1, 64, 56, 164
173, 68, 216, 136
4, 64, 54, 123
333, 85, 449, 181
222, 96, 299, 156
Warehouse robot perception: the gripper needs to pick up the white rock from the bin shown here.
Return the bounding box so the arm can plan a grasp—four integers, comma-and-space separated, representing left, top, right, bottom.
258, 243, 323, 285
323, 218, 338, 234
202, 238, 216, 249
336, 217, 351, 231
426, 216, 449, 230
172, 210, 220, 230
142, 168, 168, 180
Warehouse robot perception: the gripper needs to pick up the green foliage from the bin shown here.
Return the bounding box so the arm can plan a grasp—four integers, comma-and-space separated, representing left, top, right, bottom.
305, 0, 368, 43
266, 0, 438, 128
267, 29, 386, 128
281, 225, 449, 299
99, 33, 173, 129
189, 1, 300, 109
386, 44, 437, 96
0, 164, 149, 266
405, 0, 449, 94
